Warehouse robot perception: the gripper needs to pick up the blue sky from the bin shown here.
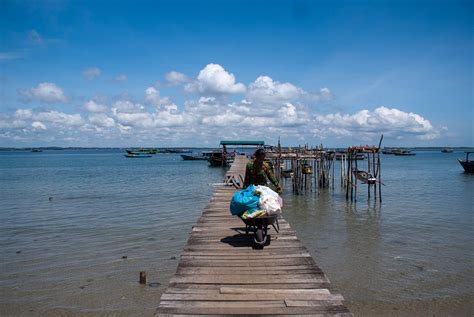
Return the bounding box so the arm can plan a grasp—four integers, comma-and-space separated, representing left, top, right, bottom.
0, 0, 472, 147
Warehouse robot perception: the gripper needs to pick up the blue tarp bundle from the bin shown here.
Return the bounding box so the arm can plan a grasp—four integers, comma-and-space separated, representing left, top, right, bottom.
229, 184, 259, 216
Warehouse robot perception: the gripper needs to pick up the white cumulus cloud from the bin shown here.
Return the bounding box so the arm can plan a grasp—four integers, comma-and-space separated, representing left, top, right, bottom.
35, 111, 84, 126
248, 76, 304, 104
313, 106, 439, 140
145, 87, 178, 111
88, 113, 115, 128
14, 109, 33, 119
19, 82, 67, 103
83, 100, 107, 113
165, 71, 190, 86
185, 64, 246, 95
112, 100, 145, 113
31, 121, 47, 130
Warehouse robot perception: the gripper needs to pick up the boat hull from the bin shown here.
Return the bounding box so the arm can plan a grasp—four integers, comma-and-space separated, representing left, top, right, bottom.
181, 154, 207, 161
458, 159, 474, 173
124, 154, 152, 158
393, 153, 416, 156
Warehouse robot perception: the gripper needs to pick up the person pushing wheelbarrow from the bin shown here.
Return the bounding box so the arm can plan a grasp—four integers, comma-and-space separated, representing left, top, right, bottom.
244, 149, 283, 194
235, 148, 282, 248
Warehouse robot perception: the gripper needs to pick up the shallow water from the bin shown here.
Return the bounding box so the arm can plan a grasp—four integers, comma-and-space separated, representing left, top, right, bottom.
0, 149, 472, 315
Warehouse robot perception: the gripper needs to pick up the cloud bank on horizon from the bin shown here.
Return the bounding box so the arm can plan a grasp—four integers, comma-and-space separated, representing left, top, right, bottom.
0, 63, 443, 147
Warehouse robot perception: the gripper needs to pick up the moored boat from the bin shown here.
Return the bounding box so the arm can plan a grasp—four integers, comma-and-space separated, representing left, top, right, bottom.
181, 154, 208, 161
441, 148, 453, 153
458, 152, 474, 173
393, 149, 416, 156
281, 169, 294, 178
382, 148, 396, 154
353, 169, 377, 184
126, 149, 158, 155
124, 153, 152, 158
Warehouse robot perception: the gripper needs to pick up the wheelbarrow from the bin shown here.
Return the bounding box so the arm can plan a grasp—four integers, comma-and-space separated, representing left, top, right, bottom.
239, 213, 279, 248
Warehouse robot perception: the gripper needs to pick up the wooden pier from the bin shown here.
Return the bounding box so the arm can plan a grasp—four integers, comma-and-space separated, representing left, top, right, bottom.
155, 155, 352, 316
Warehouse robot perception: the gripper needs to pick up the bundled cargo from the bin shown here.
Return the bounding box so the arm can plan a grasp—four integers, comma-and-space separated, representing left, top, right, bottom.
254, 185, 283, 214
229, 185, 260, 216
230, 185, 283, 218
229, 185, 283, 247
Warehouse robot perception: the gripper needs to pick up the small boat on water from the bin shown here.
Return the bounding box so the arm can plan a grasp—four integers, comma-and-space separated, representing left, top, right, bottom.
207, 151, 228, 167
126, 149, 158, 155
181, 154, 208, 161
353, 169, 377, 184
31, 149, 42, 152
161, 148, 192, 154
393, 149, 416, 156
124, 153, 152, 158
441, 148, 453, 153
458, 152, 474, 173
281, 169, 294, 178
382, 148, 396, 155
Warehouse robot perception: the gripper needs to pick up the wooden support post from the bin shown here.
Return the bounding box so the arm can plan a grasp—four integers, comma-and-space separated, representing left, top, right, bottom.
367, 152, 371, 200
354, 158, 358, 203
139, 271, 147, 284
378, 152, 382, 202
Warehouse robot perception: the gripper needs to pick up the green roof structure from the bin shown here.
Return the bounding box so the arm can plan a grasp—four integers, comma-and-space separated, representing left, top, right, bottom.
220, 140, 265, 146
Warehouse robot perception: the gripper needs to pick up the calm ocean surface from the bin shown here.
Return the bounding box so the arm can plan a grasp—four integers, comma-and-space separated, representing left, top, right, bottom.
0, 149, 473, 315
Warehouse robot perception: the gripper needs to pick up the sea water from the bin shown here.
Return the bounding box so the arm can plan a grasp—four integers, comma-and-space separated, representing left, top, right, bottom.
0, 150, 472, 315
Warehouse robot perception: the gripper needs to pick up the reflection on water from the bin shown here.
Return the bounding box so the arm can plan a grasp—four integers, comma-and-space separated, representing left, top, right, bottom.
0, 150, 473, 315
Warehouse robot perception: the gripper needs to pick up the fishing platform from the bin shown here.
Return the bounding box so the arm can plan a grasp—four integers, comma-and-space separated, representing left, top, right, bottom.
155, 155, 352, 316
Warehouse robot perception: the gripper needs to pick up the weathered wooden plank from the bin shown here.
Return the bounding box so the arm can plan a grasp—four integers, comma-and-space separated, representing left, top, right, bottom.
169, 275, 329, 285
156, 306, 351, 315
160, 293, 344, 302
159, 300, 286, 308
219, 287, 331, 295
165, 282, 332, 290
176, 268, 322, 275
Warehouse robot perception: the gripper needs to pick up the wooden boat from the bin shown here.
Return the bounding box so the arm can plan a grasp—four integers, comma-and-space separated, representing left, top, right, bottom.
126, 149, 158, 155
181, 154, 208, 161
393, 149, 416, 156
441, 148, 453, 153
353, 169, 376, 184
381, 148, 396, 154
208, 152, 228, 167
458, 152, 474, 173
161, 149, 192, 154
124, 153, 152, 158
281, 169, 294, 178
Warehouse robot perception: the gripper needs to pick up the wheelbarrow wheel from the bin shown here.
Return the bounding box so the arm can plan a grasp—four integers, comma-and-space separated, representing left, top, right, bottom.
254, 228, 267, 246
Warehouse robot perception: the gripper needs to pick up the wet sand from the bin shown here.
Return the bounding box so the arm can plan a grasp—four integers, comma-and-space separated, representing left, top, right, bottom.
348, 296, 474, 317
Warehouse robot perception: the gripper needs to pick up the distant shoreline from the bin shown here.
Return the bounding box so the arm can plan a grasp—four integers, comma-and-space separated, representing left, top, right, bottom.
1, 146, 473, 152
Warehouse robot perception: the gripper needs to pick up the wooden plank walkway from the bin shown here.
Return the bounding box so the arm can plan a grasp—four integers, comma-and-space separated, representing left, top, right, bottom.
156, 155, 352, 316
